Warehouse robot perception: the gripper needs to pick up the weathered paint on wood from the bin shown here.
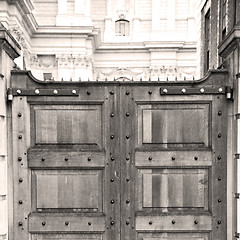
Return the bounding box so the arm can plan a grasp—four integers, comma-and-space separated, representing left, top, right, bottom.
11, 70, 228, 240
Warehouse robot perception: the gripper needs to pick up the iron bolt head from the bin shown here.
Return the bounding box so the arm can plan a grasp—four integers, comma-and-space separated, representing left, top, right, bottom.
16, 89, 21, 94
218, 198, 222, 202
218, 177, 222, 181
181, 88, 186, 93
126, 157, 130, 161
35, 89, 40, 94
218, 133, 222, 138
172, 156, 175, 161
148, 156, 152, 161
72, 90, 77, 94
18, 157, 22, 162
110, 113, 114, 117
111, 221, 115, 225
218, 88, 223, 93
87, 91, 91, 95
88, 222, 92, 226
19, 200, 23, 204
200, 88, 205, 93
65, 221, 69, 226
18, 112, 22, 117
148, 90, 152, 95
18, 135, 22, 139
149, 221, 153, 225
194, 220, 198, 224
218, 111, 222, 116
110, 91, 114, 95
87, 157, 91, 161
126, 199, 130, 204
126, 178, 130, 182
41, 157, 45, 162
42, 222, 46, 226
126, 112, 130, 117
194, 156, 198, 161
110, 199, 114, 204
111, 157, 115, 161
110, 178, 114, 182
126, 135, 130, 139
65, 157, 68, 161
126, 91, 130, 95
172, 220, 176, 224
110, 135, 114, 139
126, 221, 130, 225
19, 178, 23, 183
53, 89, 58, 95
217, 155, 221, 160
18, 222, 23, 226
217, 220, 221, 224
163, 89, 168, 93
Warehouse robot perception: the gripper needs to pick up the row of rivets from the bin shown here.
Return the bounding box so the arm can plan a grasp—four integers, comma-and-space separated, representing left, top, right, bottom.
109, 91, 117, 231
162, 87, 224, 94
40, 221, 92, 226
148, 156, 199, 161
17, 89, 79, 95
41, 157, 92, 162
125, 90, 132, 230
217, 107, 223, 230
148, 220, 200, 225
17, 109, 24, 231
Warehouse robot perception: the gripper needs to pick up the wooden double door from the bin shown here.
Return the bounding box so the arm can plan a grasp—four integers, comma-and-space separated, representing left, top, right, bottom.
11, 70, 227, 240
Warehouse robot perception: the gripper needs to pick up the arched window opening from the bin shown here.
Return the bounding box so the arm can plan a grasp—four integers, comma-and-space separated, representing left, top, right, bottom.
115, 19, 130, 36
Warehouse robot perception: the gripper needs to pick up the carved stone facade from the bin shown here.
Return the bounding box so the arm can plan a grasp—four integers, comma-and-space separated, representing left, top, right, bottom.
93, 66, 196, 81
29, 54, 93, 81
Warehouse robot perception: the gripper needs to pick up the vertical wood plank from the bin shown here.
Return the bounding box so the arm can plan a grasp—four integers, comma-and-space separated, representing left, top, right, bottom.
12, 96, 31, 240
143, 110, 152, 143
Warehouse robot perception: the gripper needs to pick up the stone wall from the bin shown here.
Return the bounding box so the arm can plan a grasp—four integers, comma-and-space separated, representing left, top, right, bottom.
0, 23, 21, 240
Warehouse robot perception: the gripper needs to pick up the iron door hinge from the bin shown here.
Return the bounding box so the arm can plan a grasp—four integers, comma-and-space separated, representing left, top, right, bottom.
160, 86, 233, 99
7, 88, 79, 99
7, 88, 13, 101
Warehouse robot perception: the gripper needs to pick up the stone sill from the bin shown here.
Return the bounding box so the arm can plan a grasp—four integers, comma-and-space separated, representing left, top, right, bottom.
219, 26, 240, 58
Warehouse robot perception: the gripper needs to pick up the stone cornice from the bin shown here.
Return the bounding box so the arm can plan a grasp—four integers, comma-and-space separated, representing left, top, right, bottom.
0, 23, 21, 59
219, 26, 240, 58
8, 0, 34, 14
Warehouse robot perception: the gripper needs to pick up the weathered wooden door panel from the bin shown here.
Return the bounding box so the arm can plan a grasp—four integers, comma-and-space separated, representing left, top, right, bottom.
127, 83, 227, 240
11, 70, 227, 240
11, 74, 121, 240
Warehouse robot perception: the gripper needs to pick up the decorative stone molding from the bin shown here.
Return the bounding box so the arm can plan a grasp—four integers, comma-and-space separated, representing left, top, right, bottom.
9, 25, 27, 50
93, 67, 145, 81
93, 66, 196, 81
29, 54, 38, 68
56, 54, 92, 68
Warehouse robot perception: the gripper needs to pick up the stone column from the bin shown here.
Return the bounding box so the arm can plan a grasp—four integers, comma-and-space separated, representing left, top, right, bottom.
75, 0, 85, 15
56, 0, 68, 25
133, 0, 140, 33
152, 0, 161, 31
187, 0, 195, 41
75, 0, 90, 16
104, 0, 113, 41
0, 23, 21, 240
57, 0, 67, 14
167, 0, 175, 31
